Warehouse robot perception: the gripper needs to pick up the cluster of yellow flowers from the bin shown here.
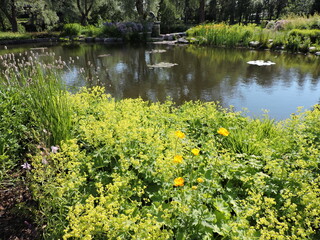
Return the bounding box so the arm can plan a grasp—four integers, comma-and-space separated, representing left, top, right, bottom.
173, 128, 229, 188
173, 130, 203, 188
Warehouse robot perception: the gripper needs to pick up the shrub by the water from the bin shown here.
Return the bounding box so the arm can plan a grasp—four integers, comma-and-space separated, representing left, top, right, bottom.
61, 23, 83, 37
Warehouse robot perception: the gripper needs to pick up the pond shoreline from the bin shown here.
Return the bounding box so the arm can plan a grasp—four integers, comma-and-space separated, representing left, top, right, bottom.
1, 35, 320, 57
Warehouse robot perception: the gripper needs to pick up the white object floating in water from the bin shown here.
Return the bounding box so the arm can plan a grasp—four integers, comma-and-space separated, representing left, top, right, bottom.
147, 62, 178, 68
146, 49, 167, 54
247, 60, 276, 66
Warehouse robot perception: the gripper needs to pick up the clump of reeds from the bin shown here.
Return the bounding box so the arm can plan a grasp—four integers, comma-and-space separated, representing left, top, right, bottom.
0, 50, 72, 147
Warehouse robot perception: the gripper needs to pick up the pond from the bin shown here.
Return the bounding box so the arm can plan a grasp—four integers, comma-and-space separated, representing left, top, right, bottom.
1, 42, 320, 120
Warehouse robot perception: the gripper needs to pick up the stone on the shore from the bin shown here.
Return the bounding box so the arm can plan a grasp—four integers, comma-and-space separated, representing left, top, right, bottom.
176, 38, 189, 44
249, 41, 260, 48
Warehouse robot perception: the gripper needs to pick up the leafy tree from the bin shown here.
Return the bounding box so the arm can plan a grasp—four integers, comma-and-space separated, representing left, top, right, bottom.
0, 0, 18, 32
23, 0, 59, 31
286, 0, 315, 15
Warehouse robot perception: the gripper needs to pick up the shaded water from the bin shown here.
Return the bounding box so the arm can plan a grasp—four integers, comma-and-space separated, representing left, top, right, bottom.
1, 43, 320, 119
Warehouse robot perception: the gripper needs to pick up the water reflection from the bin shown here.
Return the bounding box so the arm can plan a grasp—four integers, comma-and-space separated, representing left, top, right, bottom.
1, 43, 319, 119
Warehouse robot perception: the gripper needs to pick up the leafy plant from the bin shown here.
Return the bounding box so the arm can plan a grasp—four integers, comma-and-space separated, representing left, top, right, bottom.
61, 23, 83, 37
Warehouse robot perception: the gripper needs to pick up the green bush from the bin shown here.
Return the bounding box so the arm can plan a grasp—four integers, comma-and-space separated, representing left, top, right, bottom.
27, 87, 320, 239
61, 23, 83, 37
82, 25, 101, 37
99, 24, 121, 37
289, 29, 320, 43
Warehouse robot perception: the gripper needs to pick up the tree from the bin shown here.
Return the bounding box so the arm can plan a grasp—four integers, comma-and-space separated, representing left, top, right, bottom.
199, 0, 205, 23
286, 0, 314, 15
23, 0, 59, 31
311, 0, 320, 14
0, 0, 18, 32
76, 0, 95, 25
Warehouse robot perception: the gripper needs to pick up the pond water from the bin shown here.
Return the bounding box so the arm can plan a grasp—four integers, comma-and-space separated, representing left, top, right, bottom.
1, 43, 320, 120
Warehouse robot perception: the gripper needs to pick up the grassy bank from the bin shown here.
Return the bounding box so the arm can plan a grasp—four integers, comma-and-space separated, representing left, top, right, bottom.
187, 15, 320, 53
1, 52, 320, 239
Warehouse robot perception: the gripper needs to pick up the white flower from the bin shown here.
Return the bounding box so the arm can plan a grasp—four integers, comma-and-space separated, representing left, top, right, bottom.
21, 162, 31, 170
51, 146, 59, 154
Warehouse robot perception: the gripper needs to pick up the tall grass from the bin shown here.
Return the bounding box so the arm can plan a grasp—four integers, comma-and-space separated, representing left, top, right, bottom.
0, 52, 72, 148
187, 21, 320, 52
187, 23, 255, 47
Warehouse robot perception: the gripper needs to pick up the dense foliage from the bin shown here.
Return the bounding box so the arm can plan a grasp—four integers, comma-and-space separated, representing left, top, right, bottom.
1, 51, 320, 238
0, 0, 320, 33
30, 88, 320, 239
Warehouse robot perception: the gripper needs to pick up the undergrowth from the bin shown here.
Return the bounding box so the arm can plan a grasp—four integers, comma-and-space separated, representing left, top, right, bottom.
1, 50, 320, 239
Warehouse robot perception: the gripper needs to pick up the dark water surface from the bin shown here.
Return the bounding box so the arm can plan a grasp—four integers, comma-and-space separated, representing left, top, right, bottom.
2, 43, 320, 120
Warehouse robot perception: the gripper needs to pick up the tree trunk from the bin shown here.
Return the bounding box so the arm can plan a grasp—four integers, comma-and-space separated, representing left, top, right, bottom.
184, 0, 190, 23
199, 0, 205, 23
10, 0, 17, 32
81, 14, 88, 26
208, 0, 217, 21
136, 0, 144, 18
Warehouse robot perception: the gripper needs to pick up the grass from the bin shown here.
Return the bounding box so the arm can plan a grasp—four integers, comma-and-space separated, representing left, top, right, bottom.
0, 32, 32, 40
187, 15, 320, 53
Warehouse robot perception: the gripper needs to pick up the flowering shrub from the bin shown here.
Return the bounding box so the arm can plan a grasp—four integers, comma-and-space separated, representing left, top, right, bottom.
26, 87, 320, 239
102, 21, 144, 40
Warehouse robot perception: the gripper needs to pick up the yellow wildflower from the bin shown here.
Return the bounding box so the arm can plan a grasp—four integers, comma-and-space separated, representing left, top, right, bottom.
192, 186, 198, 190
191, 148, 200, 156
174, 177, 185, 187
175, 130, 185, 139
173, 155, 183, 164
217, 127, 229, 136
197, 177, 204, 183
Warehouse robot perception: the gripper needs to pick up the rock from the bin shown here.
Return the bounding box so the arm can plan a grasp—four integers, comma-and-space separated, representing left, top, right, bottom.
104, 38, 123, 43
176, 38, 189, 44
177, 32, 186, 37
249, 41, 260, 48
315, 51, 320, 56
94, 38, 104, 42
85, 37, 94, 42
167, 35, 174, 41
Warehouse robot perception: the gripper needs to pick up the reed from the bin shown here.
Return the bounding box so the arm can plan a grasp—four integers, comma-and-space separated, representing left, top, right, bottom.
0, 51, 72, 147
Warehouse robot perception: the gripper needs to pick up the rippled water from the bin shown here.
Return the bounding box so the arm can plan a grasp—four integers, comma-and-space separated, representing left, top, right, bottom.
1, 42, 320, 120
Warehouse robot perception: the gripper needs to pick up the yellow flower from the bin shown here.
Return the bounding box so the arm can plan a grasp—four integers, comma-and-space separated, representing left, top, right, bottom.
192, 186, 198, 190
217, 127, 229, 136
191, 148, 200, 156
175, 130, 185, 139
174, 177, 185, 187
173, 155, 183, 164
197, 177, 204, 183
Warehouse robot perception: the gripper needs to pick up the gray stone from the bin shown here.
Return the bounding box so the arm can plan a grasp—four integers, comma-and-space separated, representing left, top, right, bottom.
104, 38, 123, 43
177, 32, 186, 37
176, 38, 189, 44
315, 51, 320, 56
85, 37, 94, 42
249, 41, 260, 48
94, 38, 104, 42
309, 46, 316, 51
167, 35, 174, 41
